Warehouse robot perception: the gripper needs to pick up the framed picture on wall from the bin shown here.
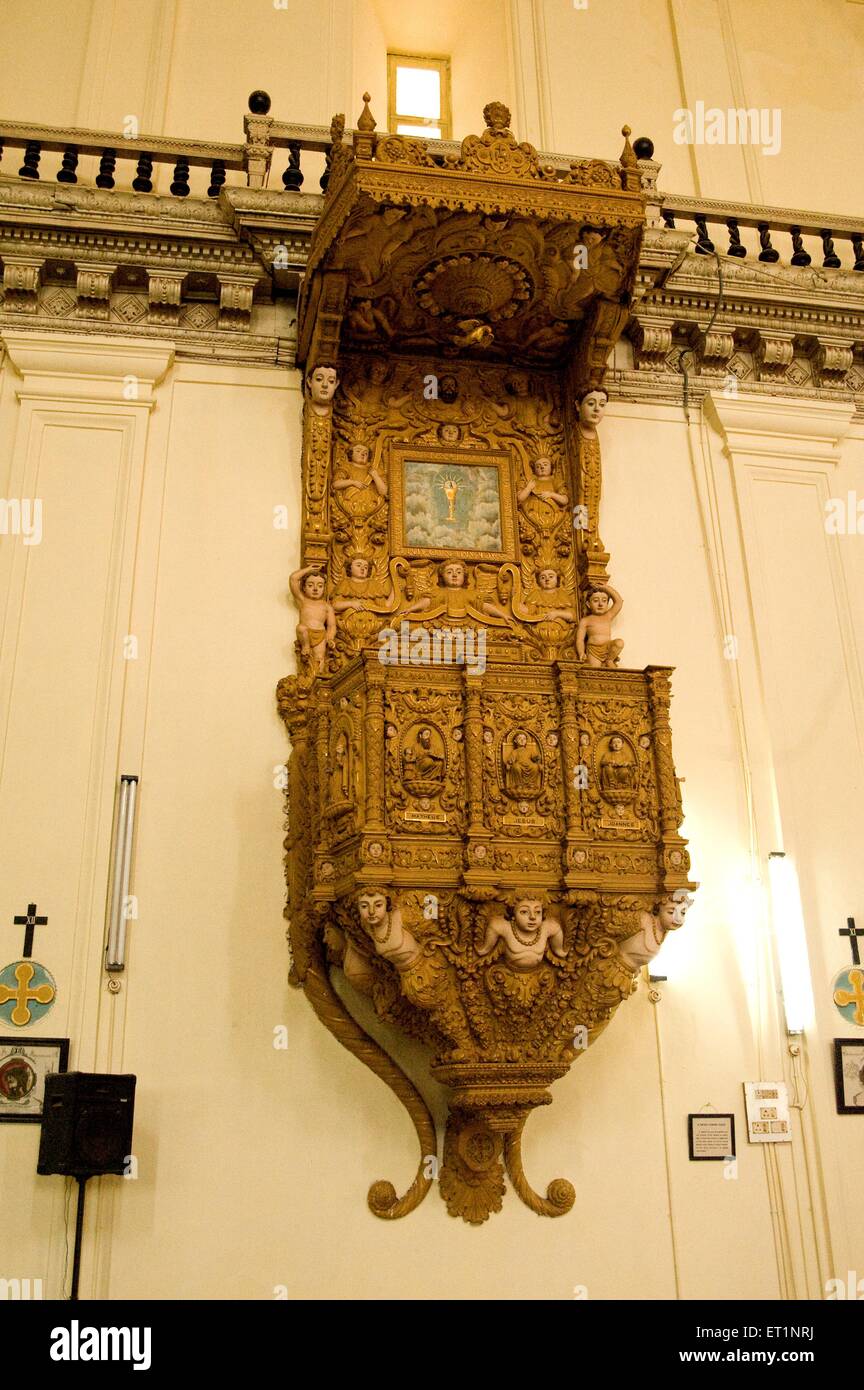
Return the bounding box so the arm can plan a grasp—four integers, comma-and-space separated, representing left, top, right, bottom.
0, 1037, 69, 1123
687, 1112, 736, 1161
833, 1039, 864, 1114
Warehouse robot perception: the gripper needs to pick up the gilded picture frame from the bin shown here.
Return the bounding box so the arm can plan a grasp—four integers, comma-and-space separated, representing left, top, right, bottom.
389, 444, 518, 563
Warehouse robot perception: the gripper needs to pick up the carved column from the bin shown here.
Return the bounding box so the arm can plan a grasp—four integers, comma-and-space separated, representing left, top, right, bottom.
363, 661, 387, 833
301, 397, 333, 567
557, 664, 592, 883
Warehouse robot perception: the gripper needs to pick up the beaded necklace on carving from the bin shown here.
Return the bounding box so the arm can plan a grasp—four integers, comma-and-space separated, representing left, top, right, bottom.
513, 919, 542, 946
374, 913, 393, 946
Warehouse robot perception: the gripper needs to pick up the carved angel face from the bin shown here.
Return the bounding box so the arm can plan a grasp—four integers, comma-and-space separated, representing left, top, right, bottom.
538, 568, 559, 591
579, 391, 608, 426
655, 890, 693, 931
350, 444, 370, 464
533, 456, 553, 477
439, 423, 461, 444
587, 589, 611, 613
308, 365, 339, 403
441, 561, 466, 588
513, 898, 543, 930
302, 573, 326, 599
357, 892, 388, 928
348, 557, 370, 579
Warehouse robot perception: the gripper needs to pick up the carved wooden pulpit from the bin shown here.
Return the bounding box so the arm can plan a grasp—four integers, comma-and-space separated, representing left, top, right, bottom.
277, 98, 695, 1223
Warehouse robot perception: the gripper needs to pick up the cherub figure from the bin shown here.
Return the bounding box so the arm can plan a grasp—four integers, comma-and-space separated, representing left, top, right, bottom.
305, 363, 339, 415
404, 559, 499, 625
576, 584, 623, 667
517, 455, 569, 511
477, 893, 567, 972
617, 889, 693, 972
289, 565, 336, 673
483, 563, 577, 626
332, 553, 396, 614
333, 442, 388, 513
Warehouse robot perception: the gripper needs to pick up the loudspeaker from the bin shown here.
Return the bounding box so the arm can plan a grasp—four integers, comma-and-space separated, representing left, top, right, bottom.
37, 1072, 136, 1177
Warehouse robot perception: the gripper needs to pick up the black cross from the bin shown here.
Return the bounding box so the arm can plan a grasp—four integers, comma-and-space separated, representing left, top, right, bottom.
12, 902, 47, 958
839, 917, 863, 967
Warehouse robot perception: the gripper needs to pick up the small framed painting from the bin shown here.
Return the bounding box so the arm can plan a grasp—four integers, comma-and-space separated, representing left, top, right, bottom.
0, 1037, 69, 1122
687, 1112, 736, 1161
833, 1039, 864, 1114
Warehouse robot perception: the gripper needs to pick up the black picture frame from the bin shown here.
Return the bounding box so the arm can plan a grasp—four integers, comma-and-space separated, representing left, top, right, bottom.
833, 1038, 864, 1114
0, 1037, 70, 1123
687, 1112, 736, 1161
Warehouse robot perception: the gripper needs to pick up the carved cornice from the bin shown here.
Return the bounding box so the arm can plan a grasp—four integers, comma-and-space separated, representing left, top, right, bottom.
2, 175, 864, 399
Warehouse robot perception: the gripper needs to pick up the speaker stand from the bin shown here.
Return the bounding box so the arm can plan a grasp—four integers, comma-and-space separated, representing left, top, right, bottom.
70, 1175, 90, 1301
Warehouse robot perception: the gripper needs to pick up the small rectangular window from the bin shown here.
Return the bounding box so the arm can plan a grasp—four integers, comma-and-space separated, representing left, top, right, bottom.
387, 52, 452, 140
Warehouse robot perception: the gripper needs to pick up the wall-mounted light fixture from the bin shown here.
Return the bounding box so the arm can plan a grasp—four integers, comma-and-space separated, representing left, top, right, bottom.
767, 851, 814, 1035
105, 775, 138, 972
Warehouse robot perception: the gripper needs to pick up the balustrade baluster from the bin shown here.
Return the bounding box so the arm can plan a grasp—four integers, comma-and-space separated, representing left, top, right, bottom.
207, 159, 226, 197
18, 141, 41, 179
662, 210, 676, 228
726, 218, 746, 257
852, 234, 864, 272
757, 223, 779, 262
170, 156, 190, 197
281, 142, 304, 191
132, 153, 154, 193
95, 149, 116, 189
790, 227, 811, 266
55, 146, 79, 183
820, 229, 841, 268
694, 214, 715, 255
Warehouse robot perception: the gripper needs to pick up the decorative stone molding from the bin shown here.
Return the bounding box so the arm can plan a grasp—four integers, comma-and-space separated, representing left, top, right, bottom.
0, 329, 175, 405
752, 331, 796, 381
809, 337, 855, 389
628, 315, 674, 371
705, 392, 855, 465
218, 276, 256, 330
75, 263, 116, 320
2, 257, 43, 313
146, 270, 185, 326
688, 326, 735, 373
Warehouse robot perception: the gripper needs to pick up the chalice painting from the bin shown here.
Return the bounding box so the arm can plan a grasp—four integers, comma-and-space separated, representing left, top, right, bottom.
391, 448, 517, 561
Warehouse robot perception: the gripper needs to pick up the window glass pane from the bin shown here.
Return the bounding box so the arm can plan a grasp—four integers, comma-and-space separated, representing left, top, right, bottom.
397, 122, 442, 139
396, 65, 441, 119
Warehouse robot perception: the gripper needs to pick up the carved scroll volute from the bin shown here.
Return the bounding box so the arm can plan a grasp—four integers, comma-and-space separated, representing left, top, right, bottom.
645, 666, 682, 837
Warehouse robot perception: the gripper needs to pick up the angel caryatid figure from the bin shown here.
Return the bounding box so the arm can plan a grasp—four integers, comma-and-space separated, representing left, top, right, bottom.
477, 894, 567, 972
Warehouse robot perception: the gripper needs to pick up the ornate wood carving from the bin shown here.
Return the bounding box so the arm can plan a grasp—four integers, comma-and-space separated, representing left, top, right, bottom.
278, 99, 696, 1222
